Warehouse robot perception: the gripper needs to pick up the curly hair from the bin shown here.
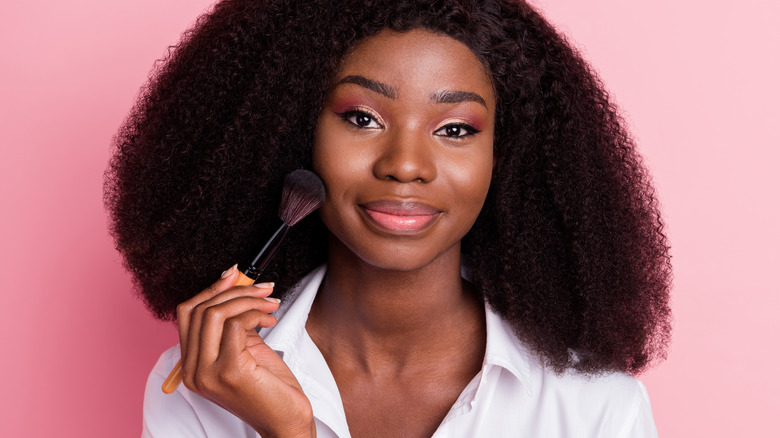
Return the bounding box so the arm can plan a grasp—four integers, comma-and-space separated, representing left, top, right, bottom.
105, 0, 672, 375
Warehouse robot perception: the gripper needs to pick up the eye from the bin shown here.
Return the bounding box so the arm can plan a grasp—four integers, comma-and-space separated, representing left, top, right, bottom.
434, 123, 480, 139
337, 109, 383, 129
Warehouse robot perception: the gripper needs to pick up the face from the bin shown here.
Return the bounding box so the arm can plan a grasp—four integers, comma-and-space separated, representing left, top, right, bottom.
313, 28, 495, 272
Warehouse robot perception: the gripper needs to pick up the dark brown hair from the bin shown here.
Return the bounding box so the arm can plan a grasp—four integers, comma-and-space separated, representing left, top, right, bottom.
106, 0, 672, 374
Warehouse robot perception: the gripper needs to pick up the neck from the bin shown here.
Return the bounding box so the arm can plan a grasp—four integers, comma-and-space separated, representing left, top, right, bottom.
306, 236, 485, 374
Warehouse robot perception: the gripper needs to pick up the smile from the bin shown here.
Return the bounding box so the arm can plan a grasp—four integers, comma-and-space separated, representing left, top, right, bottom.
360, 201, 442, 234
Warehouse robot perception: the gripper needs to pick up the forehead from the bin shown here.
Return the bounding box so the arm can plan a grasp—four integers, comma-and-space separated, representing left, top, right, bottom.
337, 28, 494, 102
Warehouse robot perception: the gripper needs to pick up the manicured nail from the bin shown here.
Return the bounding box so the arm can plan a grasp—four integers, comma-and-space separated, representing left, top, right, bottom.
254, 282, 275, 288
221, 264, 237, 278
263, 297, 281, 304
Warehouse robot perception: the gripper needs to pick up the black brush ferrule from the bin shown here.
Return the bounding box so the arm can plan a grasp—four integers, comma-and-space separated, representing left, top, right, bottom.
239, 220, 290, 281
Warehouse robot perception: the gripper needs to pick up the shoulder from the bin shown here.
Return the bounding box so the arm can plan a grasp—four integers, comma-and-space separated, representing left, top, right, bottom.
524, 351, 658, 437
483, 304, 658, 437
543, 366, 649, 405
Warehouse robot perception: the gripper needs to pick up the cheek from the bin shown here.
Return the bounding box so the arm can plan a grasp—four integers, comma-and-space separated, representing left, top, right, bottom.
313, 118, 350, 193
312, 119, 366, 222
312, 122, 340, 224
313, 113, 383, 193
312, 117, 334, 177
450, 145, 493, 208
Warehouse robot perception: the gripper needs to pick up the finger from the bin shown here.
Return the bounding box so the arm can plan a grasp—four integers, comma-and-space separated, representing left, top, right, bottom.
178, 264, 240, 355
180, 264, 239, 388
188, 309, 278, 400
197, 296, 281, 369
185, 287, 278, 390
194, 283, 277, 316
219, 309, 278, 364
186, 282, 276, 369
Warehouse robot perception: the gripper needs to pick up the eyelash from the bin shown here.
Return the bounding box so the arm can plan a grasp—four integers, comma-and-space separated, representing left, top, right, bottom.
433, 123, 481, 139
337, 109, 384, 129
336, 109, 481, 139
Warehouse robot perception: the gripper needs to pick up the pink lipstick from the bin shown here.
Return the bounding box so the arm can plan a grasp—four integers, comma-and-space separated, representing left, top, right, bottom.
361, 201, 441, 234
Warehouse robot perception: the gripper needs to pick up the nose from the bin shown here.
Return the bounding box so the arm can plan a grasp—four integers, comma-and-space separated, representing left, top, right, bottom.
372, 129, 437, 183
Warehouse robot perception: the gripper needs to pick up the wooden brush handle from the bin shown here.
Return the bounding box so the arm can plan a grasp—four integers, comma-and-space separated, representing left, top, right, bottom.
161, 271, 257, 394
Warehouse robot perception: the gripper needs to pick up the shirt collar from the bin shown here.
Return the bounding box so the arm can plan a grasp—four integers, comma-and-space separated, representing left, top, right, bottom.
259, 265, 326, 365
258, 264, 536, 396
482, 302, 537, 396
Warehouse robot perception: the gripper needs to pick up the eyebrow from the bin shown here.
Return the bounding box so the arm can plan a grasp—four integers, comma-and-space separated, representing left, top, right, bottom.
337, 75, 398, 99
430, 90, 487, 108
335, 74, 487, 108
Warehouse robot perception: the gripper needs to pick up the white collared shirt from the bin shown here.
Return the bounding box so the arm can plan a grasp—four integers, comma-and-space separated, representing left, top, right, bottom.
143, 266, 658, 437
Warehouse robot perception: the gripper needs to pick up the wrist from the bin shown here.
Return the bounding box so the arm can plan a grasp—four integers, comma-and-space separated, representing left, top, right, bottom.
254, 414, 316, 438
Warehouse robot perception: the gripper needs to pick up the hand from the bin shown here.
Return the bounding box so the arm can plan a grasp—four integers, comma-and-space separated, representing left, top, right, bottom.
177, 265, 316, 437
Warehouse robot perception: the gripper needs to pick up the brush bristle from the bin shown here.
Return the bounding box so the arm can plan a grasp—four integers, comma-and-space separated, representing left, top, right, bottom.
278, 170, 327, 226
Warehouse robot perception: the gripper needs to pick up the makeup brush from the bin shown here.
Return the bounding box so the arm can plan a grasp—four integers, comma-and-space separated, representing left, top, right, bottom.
161, 169, 326, 394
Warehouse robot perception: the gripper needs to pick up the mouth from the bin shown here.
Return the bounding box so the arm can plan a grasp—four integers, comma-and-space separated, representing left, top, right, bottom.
360, 200, 442, 234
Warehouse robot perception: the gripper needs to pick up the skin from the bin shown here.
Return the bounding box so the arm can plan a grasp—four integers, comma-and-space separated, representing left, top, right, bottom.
177, 269, 315, 437
177, 28, 496, 438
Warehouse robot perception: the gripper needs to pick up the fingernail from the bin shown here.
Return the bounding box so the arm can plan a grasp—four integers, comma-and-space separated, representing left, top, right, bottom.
263, 297, 281, 304
254, 282, 275, 288
221, 264, 237, 279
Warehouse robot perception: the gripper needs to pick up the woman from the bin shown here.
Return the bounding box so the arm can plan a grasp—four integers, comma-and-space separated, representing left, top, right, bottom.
106, 0, 671, 436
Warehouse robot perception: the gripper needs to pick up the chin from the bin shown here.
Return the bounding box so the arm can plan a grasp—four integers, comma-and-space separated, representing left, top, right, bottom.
333, 234, 462, 274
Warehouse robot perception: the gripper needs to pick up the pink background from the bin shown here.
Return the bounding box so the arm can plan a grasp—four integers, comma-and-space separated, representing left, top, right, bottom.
1, 0, 777, 436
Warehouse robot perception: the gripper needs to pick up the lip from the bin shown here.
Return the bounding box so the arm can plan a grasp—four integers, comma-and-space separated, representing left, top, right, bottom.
360, 200, 442, 234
